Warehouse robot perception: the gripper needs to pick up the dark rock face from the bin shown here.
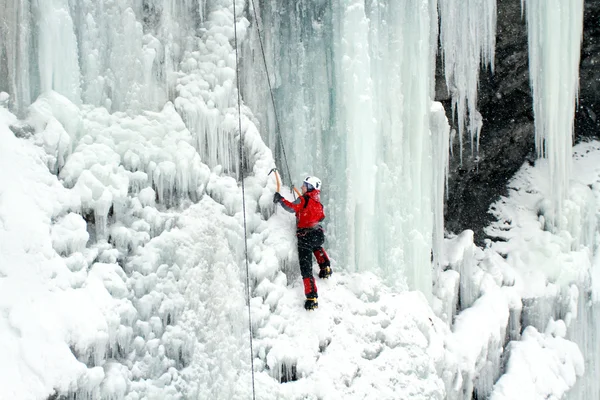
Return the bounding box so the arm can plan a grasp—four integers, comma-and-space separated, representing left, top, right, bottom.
442, 0, 600, 243
577, 2, 600, 137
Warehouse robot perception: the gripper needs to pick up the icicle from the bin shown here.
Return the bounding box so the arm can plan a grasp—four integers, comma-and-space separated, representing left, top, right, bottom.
152, 161, 177, 206
448, 230, 479, 309
94, 189, 113, 240
438, 0, 497, 157
430, 102, 450, 273
522, 0, 584, 228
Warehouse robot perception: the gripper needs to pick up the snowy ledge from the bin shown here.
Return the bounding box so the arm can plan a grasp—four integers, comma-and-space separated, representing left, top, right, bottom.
436, 141, 600, 400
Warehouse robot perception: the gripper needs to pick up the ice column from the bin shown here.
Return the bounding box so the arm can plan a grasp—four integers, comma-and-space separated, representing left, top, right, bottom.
438, 0, 496, 156
398, 0, 436, 299
0, 0, 32, 115
32, 0, 82, 104
522, 0, 584, 227
369, 0, 436, 298
340, 1, 377, 272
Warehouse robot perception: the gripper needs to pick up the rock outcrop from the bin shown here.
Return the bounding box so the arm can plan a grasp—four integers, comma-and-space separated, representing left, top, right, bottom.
442, 0, 600, 242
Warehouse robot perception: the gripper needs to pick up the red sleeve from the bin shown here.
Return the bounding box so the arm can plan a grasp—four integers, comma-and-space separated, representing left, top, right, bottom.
280, 196, 306, 213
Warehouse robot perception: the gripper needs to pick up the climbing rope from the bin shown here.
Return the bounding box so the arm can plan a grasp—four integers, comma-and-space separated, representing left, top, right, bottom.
247, 0, 294, 188
232, 0, 256, 398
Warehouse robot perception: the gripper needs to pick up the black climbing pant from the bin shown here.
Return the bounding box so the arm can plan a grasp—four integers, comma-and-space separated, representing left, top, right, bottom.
297, 227, 330, 297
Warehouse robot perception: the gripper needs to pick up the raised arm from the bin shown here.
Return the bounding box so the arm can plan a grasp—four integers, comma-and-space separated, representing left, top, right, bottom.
280, 196, 305, 213
274, 192, 305, 213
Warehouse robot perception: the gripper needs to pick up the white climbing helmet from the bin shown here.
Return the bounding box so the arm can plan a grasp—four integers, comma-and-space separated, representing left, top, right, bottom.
303, 176, 322, 191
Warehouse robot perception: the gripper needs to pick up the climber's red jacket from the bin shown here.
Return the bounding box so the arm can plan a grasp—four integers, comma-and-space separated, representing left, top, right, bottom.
280, 190, 325, 229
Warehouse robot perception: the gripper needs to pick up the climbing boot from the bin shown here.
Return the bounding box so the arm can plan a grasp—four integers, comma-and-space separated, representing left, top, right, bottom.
318, 266, 332, 279
304, 297, 318, 310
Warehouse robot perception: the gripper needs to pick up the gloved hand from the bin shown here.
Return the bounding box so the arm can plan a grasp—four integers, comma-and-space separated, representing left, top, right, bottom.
273, 192, 283, 203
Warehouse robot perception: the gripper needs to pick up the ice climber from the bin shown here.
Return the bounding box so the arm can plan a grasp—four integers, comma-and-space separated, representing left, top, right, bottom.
273, 176, 332, 310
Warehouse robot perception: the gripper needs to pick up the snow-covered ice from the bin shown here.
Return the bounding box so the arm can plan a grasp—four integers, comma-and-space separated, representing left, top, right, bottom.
0, 1, 598, 399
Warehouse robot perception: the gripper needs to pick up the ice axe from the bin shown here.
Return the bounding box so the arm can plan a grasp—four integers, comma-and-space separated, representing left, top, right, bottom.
269, 167, 281, 192
268, 167, 301, 198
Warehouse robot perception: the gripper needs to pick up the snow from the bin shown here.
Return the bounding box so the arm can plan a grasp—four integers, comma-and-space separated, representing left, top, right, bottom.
2, 98, 461, 399
0, 108, 125, 399
426, 142, 600, 399
6, 88, 595, 398
485, 141, 600, 399
450, 287, 509, 399
249, 273, 452, 400
491, 326, 584, 400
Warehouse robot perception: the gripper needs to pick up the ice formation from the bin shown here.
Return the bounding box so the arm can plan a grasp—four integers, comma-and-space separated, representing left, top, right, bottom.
522, 0, 585, 226
431, 102, 451, 272
486, 141, 600, 399
0, 0, 597, 399
438, 0, 497, 155
0, 1, 274, 398
242, 0, 448, 299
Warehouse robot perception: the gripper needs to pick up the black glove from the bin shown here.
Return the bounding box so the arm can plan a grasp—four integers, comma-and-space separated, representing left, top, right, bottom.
273, 192, 283, 203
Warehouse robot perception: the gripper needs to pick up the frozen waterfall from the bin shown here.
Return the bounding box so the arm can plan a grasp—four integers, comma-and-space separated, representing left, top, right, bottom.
0, 0, 452, 297
242, 0, 449, 298
0, 0, 598, 399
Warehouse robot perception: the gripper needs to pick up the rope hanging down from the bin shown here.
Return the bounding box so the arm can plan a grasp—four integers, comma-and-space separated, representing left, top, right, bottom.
247, 0, 294, 188
232, 0, 256, 398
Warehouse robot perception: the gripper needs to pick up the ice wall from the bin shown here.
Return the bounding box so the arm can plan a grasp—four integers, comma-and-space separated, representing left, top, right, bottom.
242, 0, 447, 297
0, 1, 276, 398
0, 0, 207, 114
522, 0, 584, 226
374, 0, 437, 297
0, 0, 254, 198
